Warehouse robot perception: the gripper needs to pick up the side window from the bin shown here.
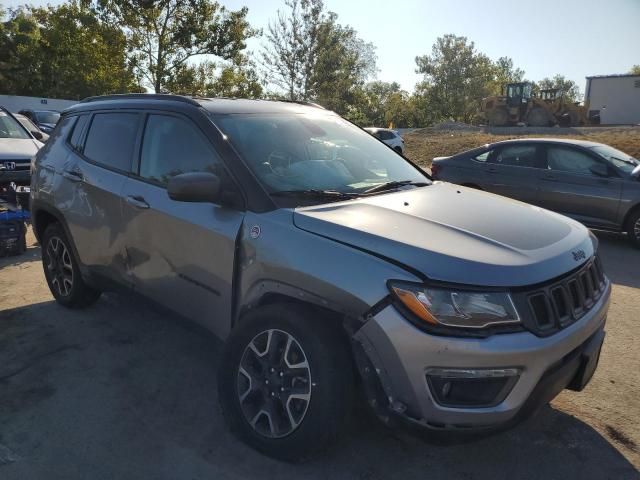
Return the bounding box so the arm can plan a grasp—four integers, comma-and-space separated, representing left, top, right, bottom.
547, 147, 602, 175
494, 145, 538, 168
139, 114, 226, 185
83, 113, 139, 171
378, 130, 394, 140
474, 150, 491, 162
68, 115, 89, 151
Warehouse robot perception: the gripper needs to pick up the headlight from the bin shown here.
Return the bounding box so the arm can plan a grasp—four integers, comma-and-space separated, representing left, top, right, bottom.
388, 281, 520, 330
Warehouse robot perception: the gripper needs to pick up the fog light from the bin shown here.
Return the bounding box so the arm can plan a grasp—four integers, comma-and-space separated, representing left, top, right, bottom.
426, 368, 520, 408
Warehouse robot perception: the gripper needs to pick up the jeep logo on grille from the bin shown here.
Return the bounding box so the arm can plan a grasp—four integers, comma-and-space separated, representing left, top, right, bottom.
2, 162, 16, 170
572, 249, 586, 261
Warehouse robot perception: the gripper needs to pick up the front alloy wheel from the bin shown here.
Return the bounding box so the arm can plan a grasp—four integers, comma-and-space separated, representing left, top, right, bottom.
218, 304, 354, 461
237, 329, 311, 438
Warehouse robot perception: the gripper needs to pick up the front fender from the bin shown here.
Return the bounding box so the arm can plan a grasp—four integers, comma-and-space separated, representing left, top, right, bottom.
234, 210, 421, 329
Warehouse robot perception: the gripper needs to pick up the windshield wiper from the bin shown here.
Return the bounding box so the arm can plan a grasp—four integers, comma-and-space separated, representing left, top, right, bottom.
270, 189, 360, 200
363, 180, 429, 194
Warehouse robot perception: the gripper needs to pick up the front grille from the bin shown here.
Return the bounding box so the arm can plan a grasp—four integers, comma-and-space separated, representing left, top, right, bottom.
525, 257, 606, 334
1, 160, 31, 171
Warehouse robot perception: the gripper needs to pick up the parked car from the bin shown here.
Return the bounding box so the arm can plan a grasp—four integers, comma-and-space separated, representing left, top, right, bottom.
0, 107, 42, 187
431, 138, 640, 247
364, 127, 405, 154
18, 109, 60, 134
32, 95, 609, 461
14, 113, 49, 143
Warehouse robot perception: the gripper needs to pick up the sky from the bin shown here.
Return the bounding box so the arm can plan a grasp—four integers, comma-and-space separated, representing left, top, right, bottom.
4, 0, 639, 93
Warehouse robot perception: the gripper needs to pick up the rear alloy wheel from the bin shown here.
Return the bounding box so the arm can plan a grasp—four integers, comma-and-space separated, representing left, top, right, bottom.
218, 304, 354, 461
42, 223, 101, 307
45, 235, 74, 297
628, 211, 640, 248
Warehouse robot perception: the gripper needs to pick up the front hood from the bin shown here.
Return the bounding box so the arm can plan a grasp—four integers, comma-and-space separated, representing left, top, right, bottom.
0, 138, 40, 159
293, 183, 593, 287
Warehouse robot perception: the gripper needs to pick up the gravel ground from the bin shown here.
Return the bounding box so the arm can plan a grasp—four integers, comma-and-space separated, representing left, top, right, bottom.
0, 228, 639, 479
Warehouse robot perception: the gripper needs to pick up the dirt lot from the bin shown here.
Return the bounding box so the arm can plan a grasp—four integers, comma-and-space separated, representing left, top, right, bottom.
403, 125, 640, 168
0, 228, 639, 479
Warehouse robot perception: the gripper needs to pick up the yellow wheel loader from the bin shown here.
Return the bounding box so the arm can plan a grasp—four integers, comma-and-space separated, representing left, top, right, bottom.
482, 83, 589, 127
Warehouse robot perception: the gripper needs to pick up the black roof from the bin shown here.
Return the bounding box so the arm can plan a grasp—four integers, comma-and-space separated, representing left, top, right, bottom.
69, 94, 328, 115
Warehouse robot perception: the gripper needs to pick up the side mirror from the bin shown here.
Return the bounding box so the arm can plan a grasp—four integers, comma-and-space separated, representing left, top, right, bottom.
167, 172, 221, 203
32, 130, 43, 140
589, 163, 609, 177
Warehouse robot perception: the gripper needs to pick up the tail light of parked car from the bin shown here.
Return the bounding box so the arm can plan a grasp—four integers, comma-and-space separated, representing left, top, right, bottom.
430, 163, 440, 179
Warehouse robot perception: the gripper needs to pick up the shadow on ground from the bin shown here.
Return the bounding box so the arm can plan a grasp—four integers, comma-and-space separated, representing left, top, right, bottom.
1, 294, 638, 480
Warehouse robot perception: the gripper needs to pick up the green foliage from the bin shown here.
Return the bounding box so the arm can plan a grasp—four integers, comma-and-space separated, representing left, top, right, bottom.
491, 56, 525, 94
261, 0, 376, 116
415, 34, 497, 123
629, 65, 640, 75
0, 2, 139, 98
343, 81, 425, 128
94, 0, 257, 93
163, 58, 262, 98
536, 74, 581, 102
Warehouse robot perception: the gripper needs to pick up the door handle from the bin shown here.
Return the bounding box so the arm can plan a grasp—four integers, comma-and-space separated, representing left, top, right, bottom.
62, 169, 83, 182
487, 167, 498, 173
126, 195, 150, 209
542, 174, 556, 181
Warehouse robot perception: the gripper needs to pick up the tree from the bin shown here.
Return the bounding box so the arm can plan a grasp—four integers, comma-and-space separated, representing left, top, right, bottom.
491, 56, 525, 94
163, 58, 262, 98
537, 74, 581, 102
309, 15, 376, 114
0, 3, 139, 98
95, 0, 257, 93
261, 0, 323, 101
261, 0, 376, 115
630, 65, 640, 75
415, 34, 496, 123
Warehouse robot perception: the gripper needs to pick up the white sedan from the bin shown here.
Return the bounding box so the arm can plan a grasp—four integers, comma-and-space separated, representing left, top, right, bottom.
364, 127, 405, 154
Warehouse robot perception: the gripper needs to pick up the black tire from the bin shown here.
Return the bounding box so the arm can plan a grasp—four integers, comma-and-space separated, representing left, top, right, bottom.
488, 107, 509, 126
527, 107, 550, 127
42, 222, 101, 308
218, 303, 354, 462
627, 210, 640, 248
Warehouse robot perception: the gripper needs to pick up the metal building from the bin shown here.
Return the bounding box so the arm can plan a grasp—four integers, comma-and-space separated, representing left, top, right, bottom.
585, 74, 640, 125
0, 94, 77, 113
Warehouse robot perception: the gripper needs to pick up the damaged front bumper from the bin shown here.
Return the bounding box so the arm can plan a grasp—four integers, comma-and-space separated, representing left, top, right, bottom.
352, 281, 610, 432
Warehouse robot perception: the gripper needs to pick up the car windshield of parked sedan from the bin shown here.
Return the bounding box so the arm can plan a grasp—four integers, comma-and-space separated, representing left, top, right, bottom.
35, 111, 60, 124
591, 145, 639, 175
0, 112, 31, 139
214, 112, 428, 195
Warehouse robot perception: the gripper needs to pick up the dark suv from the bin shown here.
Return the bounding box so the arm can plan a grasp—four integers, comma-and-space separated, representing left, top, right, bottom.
31, 95, 609, 461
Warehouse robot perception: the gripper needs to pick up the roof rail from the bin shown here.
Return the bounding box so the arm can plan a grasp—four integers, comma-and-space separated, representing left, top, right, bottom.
275, 99, 325, 109
80, 93, 201, 106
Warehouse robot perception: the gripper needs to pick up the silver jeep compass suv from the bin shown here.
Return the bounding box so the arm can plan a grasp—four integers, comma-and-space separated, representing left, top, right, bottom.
31, 95, 610, 461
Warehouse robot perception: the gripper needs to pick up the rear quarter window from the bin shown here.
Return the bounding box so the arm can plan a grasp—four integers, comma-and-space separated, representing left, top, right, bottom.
68, 115, 90, 151
83, 113, 140, 172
